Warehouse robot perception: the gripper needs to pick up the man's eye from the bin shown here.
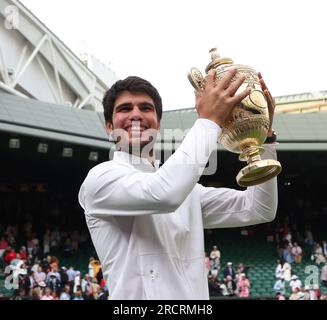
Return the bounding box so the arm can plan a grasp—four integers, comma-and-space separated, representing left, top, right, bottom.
118, 107, 130, 112
142, 106, 153, 111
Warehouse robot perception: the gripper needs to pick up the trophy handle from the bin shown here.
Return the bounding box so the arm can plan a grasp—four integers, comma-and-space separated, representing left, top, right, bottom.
188, 68, 205, 91
249, 89, 267, 110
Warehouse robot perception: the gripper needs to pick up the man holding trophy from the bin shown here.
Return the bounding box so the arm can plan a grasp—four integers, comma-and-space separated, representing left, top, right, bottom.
78, 49, 279, 299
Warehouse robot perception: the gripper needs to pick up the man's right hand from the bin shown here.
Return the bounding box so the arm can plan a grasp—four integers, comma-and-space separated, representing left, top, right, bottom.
195, 68, 251, 127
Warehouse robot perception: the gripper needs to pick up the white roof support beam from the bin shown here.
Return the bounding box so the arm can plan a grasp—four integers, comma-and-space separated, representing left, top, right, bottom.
73, 98, 80, 108
77, 93, 93, 109
0, 80, 28, 98
36, 55, 60, 104
0, 46, 9, 84
15, 42, 28, 78
52, 39, 96, 94
48, 37, 64, 104
11, 33, 48, 88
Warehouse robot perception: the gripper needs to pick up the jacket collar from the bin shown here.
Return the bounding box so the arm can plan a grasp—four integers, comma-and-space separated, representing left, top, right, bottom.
113, 151, 160, 172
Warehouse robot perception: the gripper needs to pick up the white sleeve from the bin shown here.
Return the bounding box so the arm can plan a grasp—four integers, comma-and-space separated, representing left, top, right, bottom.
79, 119, 221, 217
199, 144, 278, 228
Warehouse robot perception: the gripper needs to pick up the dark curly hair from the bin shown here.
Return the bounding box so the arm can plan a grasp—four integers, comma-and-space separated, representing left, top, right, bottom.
102, 76, 163, 124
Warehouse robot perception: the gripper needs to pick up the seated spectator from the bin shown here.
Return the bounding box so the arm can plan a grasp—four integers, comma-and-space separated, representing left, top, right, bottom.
0, 236, 8, 259
289, 287, 305, 300
322, 240, 327, 257
73, 288, 84, 300
4, 246, 17, 265
275, 259, 284, 279
312, 243, 326, 265
59, 285, 71, 300
237, 273, 250, 298
289, 275, 302, 291
223, 262, 235, 280
41, 287, 54, 300
225, 275, 237, 296
274, 276, 286, 295
276, 292, 286, 300
320, 262, 327, 288
291, 242, 302, 264
209, 245, 221, 270
283, 261, 292, 282
204, 252, 211, 275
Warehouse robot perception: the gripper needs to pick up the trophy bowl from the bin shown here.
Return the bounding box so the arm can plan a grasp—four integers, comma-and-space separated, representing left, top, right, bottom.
188, 48, 282, 187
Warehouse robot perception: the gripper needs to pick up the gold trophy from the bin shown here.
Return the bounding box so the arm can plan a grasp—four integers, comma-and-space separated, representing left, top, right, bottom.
188, 48, 282, 187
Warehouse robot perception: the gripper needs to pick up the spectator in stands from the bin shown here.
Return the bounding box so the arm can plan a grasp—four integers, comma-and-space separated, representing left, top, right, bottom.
78, 73, 279, 299
81, 273, 93, 300
225, 275, 237, 296
41, 287, 54, 300
0, 236, 8, 260
209, 245, 221, 270
275, 259, 284, 279
19, 246, 27, 261
34, 266, 46, 285
283, 260, 292, 282
60, 266, 69, 287
276, 292, 286, 300
46, 272, 61, 295
282, 243, 294, 264
31, 287, 41, 300
91, 278, 101, 300
322, 240, 327, 257
73, 271, 81, 294
320, 261, 327, 288
304, 284, 320, 300
223, 262, 236, 280
3, 246, 16, 265
208, 274, 221, 296
73, 287, 84, 300
312, 242, 326, 265
273, 275, 285, 295
50, 256, 59, 272
237, 273, 250, 298
289, 275, 302, 291
59, 285, 71, 300
67, 266, 76, 290
11, 288, 26, 300
236, 262, 251, 279
289, 287, 305, 300
204, 252, 211, 275
291, 242, 302, 264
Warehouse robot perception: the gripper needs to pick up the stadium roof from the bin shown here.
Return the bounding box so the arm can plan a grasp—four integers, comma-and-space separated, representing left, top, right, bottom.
1, 91, 327, 151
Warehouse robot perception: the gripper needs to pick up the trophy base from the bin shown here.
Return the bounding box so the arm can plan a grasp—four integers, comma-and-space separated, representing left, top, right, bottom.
236, 159, 282, 187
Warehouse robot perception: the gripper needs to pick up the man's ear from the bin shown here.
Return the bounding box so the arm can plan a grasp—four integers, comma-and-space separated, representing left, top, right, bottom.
105, 122, 113, 135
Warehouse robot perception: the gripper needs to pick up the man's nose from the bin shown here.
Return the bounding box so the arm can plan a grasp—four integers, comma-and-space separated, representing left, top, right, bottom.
129, 106, 143, 121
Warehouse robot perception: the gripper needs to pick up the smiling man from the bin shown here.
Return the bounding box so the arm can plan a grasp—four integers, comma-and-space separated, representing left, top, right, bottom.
78, 72, 278, 300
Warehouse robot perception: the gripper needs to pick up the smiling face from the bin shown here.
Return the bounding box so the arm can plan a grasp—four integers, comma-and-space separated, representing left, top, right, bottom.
106, 91, 160, 154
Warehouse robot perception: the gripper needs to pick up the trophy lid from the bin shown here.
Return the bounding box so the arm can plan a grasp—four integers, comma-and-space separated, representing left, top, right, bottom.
205, 48, 234, 73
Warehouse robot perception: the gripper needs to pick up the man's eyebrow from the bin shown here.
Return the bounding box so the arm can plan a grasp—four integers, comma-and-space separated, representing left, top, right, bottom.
114, 102, 155, 109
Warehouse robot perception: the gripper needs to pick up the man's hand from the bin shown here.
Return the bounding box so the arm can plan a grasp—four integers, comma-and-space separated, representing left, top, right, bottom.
195, 68, 251, 127
258, 72, 275, 136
